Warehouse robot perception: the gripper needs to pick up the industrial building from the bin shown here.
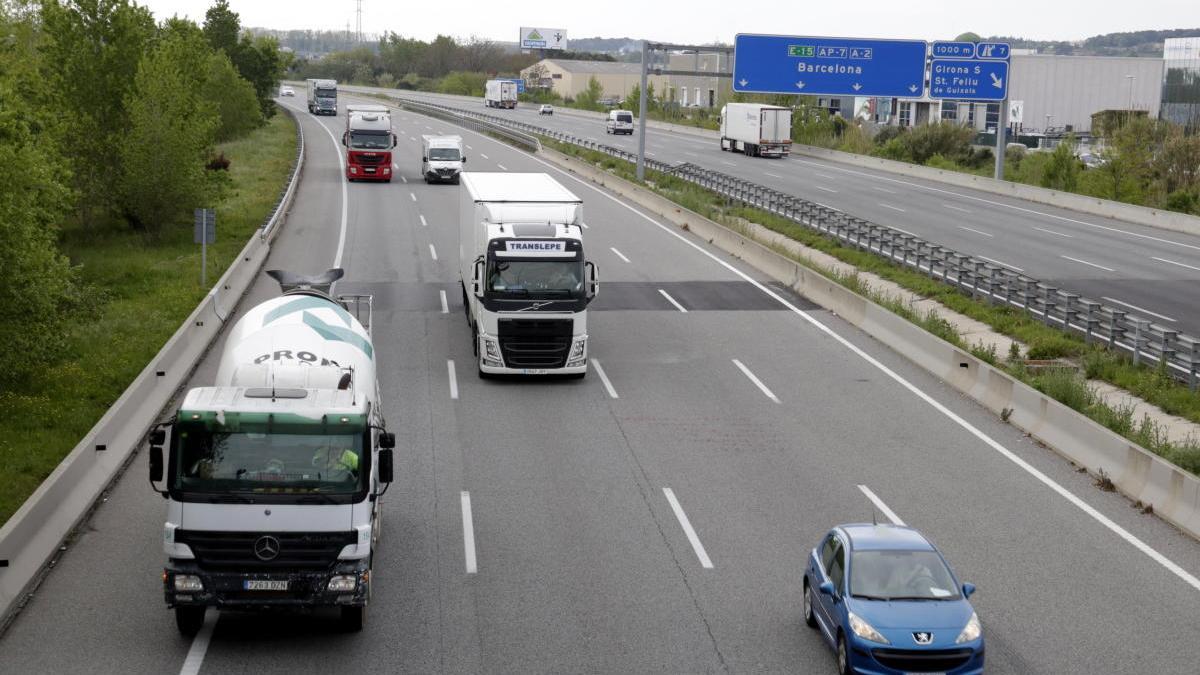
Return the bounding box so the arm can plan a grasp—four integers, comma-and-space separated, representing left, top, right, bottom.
520, 59, 667, 102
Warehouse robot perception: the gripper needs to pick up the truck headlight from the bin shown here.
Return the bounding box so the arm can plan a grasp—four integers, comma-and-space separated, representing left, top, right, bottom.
349, 166, 358, 174
174, 575, 203, 592
328, 575, 357, 592
955, 612, 982, 644
566, 337, 587, 367
483, 338, 503, 367
382, 167, 391, 174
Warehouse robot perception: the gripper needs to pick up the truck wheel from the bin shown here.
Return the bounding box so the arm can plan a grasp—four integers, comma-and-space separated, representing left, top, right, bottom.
340, 605, 365, 632
175, 606, 206, 637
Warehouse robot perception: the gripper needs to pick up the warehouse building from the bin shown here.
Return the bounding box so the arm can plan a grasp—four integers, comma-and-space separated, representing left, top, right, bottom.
520, 59, 667, 102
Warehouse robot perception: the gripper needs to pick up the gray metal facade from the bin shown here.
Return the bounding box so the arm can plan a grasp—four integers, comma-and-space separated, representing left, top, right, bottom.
1007, 54, 1163, 132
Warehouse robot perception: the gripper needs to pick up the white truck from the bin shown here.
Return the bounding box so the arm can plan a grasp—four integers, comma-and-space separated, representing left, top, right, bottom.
149, 269, 395, 635
719, 102, 793, 157
421, 134, 465, 184
459, 173, 598, 378
484, 79, 519, 109
306, 78, 338, 115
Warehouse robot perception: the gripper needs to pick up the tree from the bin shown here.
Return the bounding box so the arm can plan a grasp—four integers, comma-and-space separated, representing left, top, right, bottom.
955, 32, 982, 42
232, 33, 284, 118
202, 0, 240, 55
202, 50, 261, 141
575, 75, 605, 111
1041, 134, 1081, 191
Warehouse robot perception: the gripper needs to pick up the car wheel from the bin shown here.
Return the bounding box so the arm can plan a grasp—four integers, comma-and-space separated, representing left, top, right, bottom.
836, 633, 851, 675
803, 580, 818, 628
340, 605, 365, 632
175, 606, 205, 637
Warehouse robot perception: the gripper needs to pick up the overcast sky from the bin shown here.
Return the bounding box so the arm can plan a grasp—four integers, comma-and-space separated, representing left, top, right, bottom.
137, 1, 1196, 45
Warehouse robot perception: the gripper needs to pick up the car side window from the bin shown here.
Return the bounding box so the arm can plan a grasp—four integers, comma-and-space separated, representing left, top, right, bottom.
820, 535, 837, 572
827, 540, 846, 592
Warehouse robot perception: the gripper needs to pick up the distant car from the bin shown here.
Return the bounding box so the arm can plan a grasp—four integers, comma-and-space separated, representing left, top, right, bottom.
279, 86, 295, 97
804, 524, 984, 675
1077, 152, 1105, 168
539, 104, 554, 115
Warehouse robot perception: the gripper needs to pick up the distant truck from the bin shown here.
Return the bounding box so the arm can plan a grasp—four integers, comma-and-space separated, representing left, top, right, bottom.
306, 78, 338, 115
484, 79, 519, 109
719, 103, 793, 157
149, 269, 395, 635
343, 104, 397, 182
459, 173, 598, 378
421, 134, 465, 184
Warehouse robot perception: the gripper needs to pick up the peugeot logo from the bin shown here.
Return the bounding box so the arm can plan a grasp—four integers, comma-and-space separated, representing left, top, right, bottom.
913, 631, 934, 645
253, 535, 281, 561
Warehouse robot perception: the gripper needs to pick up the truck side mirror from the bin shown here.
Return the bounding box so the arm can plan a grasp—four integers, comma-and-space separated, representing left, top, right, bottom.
378, 431, 395, 449
422, 156, 427, 162
149, 428, 166, 446
377, 448, 394, 484
392, 134, 398, 148
461, 156, 466, 163
341, 132, 347, 146
149, 445, 164, 483
585, 261, 599, 300
472, 259, 485, 298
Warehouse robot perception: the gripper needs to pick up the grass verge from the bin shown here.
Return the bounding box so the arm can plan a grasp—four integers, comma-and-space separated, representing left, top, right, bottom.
0, 110, 298, 526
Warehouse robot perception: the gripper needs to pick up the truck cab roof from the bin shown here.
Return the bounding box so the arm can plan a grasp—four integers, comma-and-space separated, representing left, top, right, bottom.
179, 386, 369, 431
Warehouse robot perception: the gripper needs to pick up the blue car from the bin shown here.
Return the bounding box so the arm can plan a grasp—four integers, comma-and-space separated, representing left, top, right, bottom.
803, 524, 984, 674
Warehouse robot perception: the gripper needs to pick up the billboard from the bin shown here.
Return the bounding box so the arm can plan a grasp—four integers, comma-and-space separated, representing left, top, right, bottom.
520, 27, 568, 50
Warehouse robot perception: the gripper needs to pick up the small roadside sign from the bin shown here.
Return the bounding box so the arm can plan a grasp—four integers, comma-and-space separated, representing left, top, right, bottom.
193, 208, 216, 244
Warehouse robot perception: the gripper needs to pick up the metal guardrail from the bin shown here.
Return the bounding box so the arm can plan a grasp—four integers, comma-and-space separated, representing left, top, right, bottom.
394, 95, 1200, 389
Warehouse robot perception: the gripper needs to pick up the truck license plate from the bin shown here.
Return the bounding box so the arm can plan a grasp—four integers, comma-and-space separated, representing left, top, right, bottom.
521, 369, 549, 375
244, 580, 288, 591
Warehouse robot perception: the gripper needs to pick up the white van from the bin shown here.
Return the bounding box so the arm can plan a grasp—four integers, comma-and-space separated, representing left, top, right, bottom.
422, 135, 465, 184
605, 110, 634, 135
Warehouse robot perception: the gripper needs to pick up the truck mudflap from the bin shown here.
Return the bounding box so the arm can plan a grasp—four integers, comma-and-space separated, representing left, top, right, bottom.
164, 558, 371, 609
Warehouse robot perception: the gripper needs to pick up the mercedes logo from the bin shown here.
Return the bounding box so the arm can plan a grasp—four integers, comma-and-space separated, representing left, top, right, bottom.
912, 631, 934, 645
253, 535, 281, 561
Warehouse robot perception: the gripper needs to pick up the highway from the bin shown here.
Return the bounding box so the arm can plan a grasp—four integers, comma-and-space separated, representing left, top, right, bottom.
358, 86, 1200, 338
0, 95, 1198, 674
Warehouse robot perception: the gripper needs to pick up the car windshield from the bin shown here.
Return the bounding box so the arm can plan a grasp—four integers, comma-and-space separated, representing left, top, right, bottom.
349, 131, 391, 149
487, 259, 583, 298
172, 424, 365, 495
850, 550, 961, 600
429, 147, 460, 160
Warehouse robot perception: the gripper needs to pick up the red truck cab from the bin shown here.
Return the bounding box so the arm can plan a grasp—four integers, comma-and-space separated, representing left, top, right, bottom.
342, 105, 397, 182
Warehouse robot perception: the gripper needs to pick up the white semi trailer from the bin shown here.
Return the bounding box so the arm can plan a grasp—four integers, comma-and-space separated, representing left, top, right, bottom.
484, 79, 519, 109
719, 102, 793, 157
149, 269, 395, 635
459, 173, 598, 377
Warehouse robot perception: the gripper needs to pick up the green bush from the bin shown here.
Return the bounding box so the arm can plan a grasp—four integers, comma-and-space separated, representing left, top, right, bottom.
438, 70, 487, 96
202, 51, 262, 142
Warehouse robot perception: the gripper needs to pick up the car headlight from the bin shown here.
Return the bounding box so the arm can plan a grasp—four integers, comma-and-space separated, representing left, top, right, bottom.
848, 611, 890, 645
955, 612, 981, 644
173, 574, 203, 592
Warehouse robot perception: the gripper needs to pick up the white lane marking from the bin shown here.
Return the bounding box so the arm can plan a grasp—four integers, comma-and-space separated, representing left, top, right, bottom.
977, 255, 1024, 272
663, 488, 714, 569
392, 162, 398, 170
887, 225, 919, 237
419, 214, 428, 227
795, 158, 1200, 253
409, 135, 417, 142
524, 152, 1200, 593
281, 101, 350, 268
579, 222, 589, 229
447, 359, 458, 399
815, 185, 838, 193
401, 175, 408, 184
646, 151, 656, 157
177, 609, 218, 675
440, 290, 449, 314
1061, 255, 1114, 272
587, 136, 598, 142
1033, 226, 1073, 238
1152, 256, 1200, 273
684, 151, 699, 157
466, 144, 473, 150
429, 244, 438, 261
958, 225, 993, 237
721, 160, 736, 167
497, 164, 508, 171
1101, 297, 1178, 323
658, 289, 688, 313
764, 172, 783, 178
610, 247, 631, 263
461, 491, 476, 574
873, 186, 897, 194
424, 125, 432, 130
878, 202, 906, 213
816, 172, 835, 179
732, 359, 780, 404
591, 359, 618, 399
410, 192, 417, 202
857, 485, 906, 526
480, 153, 489, 159
943, 203, 971, 213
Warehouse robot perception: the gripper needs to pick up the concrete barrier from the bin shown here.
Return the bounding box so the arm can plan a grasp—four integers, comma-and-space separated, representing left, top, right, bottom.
538, 147, 1200, 540
0, 107, 306, 626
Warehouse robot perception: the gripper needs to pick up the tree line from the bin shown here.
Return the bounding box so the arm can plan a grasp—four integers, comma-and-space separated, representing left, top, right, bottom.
0, 0, 284, 386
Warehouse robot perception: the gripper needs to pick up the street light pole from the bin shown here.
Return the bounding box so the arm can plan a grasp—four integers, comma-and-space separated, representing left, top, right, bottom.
636, 41, 649, 181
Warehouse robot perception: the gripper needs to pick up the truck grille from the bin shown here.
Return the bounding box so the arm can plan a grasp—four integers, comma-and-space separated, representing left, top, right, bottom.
498, 318, 573, 368
175, 530, 356, 569
871, 648, 974, 672
352, 153, 385, 165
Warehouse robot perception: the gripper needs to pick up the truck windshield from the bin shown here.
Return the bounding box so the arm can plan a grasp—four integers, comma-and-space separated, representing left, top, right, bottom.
487, 259, 583, 298
349, 131, 391, 149
429, 147, 460, 161
172, 424, 365, 495
316, 89, 336, 99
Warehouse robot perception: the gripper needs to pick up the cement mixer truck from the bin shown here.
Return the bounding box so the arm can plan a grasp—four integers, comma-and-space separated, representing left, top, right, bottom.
148, 269, 395, 635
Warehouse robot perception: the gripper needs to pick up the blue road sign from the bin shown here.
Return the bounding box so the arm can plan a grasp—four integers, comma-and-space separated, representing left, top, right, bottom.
733, 34, 928, 98
929, 59, 1010, 101
932, 41, 975, 58
975, 42, 1011, 60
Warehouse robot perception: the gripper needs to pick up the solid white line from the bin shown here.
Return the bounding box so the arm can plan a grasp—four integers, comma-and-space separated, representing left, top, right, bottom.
658, 289, 688, 312
461, 491, 476, 574
1101, 296, 1178, 323
283, 102, 349, 269
1152, 256, 1200, 273
429, 244, 438, 261
815, 185, 838, 193
878, 202, 906, 212
977, 255, 1024, 272
873, 186, 897, 194
942, 203, 971, 213
410, 192, 417, 202
519, 150, 1200, 593
591, 359, 618, 399
857, 485, 906, 526
1061, 255, 1114, 272
732, 359, 780, 404
419, 214, 428, 227
1033, 226, 1073, 238
447, 359, 458, 399
764, 172, 783, 178
958, 225, 993, 237
663, 488, 714, 569
610, 247, 631, 263
177, 609, 218, 675
440, 290, 449, 314
480, 153, 489, 159
887, 225, 919, 237
497, 164, 508, 171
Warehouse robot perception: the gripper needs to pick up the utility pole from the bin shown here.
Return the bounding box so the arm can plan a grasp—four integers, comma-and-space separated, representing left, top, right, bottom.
636, 40, 649, 181
994, 97, 1008, 180
1125, 74, 1135, 113
355, 0, 363, 43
